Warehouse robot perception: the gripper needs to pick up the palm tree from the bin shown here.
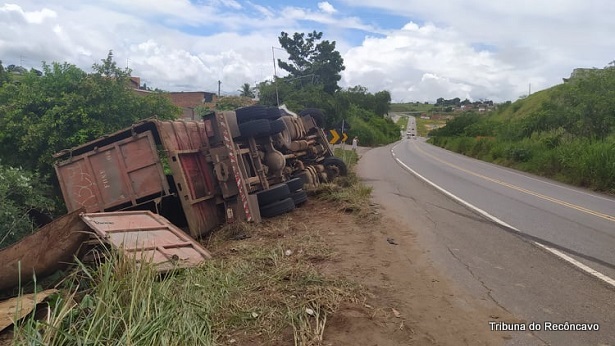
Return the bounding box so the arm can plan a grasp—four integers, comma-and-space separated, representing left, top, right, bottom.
238, 83, 255, 98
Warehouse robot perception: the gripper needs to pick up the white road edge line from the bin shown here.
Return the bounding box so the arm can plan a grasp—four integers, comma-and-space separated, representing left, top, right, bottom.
391, 147, 615, 289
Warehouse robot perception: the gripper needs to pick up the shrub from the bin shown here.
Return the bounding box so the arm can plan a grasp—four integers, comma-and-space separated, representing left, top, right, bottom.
0, 164, 56, 247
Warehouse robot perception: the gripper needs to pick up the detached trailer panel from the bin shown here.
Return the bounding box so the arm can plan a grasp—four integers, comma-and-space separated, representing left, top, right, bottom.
81, 211, 212, 272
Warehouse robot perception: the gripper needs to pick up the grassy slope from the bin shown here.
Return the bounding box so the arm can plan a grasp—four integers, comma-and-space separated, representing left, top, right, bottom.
390, 103, 433, 113
492, 87, 556, 121
427, 78, 615, 193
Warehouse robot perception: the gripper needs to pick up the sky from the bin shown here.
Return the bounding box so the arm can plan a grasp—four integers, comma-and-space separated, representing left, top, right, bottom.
1, 1, 614, 103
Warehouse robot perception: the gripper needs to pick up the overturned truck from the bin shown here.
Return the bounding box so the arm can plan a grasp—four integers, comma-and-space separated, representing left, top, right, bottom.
53, 106, 347, 238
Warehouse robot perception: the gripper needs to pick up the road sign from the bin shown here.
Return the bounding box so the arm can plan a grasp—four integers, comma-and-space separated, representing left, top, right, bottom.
328, 129, 348, 144
329, 129, 340, 144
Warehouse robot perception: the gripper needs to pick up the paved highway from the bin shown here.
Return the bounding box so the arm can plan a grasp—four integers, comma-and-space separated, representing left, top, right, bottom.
358, 132, 615, 345
393, 138, 615, 281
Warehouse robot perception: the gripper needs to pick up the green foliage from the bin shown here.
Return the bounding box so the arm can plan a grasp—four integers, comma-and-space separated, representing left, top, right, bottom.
428, 68, 615, 192
14, 223, 362, 345
0, 51, 180, 178
396, 116, 409, 130
216, 96, 254, 110
428, 113, 482, 137
258, 32, 395, 146
0, 164, 56, 247
338, 86, 391, 116
238, 83, 255, 98
389, 102, 433, 113
0, 60, 10, 86
347, 106, 400, 146
277, 31, 345, 94
333, 148, 359, 168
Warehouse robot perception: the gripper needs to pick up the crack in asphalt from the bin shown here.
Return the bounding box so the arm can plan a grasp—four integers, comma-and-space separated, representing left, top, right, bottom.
445, 247, 509, 313
446, 247, 549, 346
393, 191, 418, 203
435, 205, 493, 225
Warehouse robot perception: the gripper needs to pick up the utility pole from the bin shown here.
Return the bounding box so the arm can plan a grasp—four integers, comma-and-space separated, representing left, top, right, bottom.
272, 47, 284, 106
218, 80, 221, 97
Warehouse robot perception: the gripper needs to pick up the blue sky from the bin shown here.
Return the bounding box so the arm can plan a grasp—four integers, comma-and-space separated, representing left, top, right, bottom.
1, 1, 614, 102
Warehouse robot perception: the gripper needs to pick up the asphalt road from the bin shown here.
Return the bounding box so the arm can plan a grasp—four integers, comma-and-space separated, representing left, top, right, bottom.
357, 138, 615, 346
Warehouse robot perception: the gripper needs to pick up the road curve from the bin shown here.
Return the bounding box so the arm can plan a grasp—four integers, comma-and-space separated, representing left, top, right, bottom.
393, 139, 615, 281
357, 140, 615, 346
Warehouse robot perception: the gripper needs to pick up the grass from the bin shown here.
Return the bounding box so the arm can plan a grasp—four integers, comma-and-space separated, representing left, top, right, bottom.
415, 116, 446, 137
430, 135, 615, 194
390, 102, 434, 113
11, 169, 375, 345
333, 147, 359, 168
12, 231, 364, 345
395, 116, 409, 132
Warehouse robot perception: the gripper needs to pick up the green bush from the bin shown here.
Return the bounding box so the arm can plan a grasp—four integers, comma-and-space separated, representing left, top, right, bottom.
555, 138, 615, 191
347, 106, 399, 146
0, 164, 56, 247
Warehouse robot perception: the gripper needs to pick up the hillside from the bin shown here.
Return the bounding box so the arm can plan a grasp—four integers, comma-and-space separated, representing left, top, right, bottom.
427, 68, 615, 193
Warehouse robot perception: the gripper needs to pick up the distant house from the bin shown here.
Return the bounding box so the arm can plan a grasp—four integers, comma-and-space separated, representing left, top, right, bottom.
163, 91, 218, 120
129, 76, 141, 90
130, 77, 219, 120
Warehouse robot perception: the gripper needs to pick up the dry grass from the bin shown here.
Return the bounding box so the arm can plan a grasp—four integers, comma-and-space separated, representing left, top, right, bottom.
10, 169, 376, 345
11, 213, 366, 346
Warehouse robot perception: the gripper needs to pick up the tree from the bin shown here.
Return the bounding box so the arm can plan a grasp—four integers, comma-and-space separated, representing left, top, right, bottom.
338, 86, 390, 117
0, 51, 180, 180
0, 164, 56, 247
277, 31, 345, 94
238, 83, 255, 98
0, 60, 9, 86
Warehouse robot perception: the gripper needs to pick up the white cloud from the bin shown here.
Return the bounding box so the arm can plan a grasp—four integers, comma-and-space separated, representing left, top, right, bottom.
341, 22, 540, 102
0, 3, 56, 24
1, 1, 613, 103
318, 2, 337, 14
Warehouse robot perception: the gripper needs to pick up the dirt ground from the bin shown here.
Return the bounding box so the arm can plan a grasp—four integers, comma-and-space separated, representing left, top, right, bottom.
0, 147, 514, 346
287, 197, 513, 346
284, 147, 515, 346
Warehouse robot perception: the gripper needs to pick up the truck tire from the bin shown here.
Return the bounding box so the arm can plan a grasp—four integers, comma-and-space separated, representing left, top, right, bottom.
255, 183, 290, 205
267, 119, 286, 136
265, 107, 282, 120
285, 177, 304, 192
260, 197, 295, 218
292, 171, 310, 186
239, 119, 271, 138
291, 190, 308, 206
322, 157, 348, 180
236, 105, 268, 123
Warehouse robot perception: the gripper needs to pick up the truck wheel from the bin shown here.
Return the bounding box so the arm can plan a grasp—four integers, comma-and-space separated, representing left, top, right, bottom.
322, 157, 348, 180
291, 190, 308, 206
285, 177, 304, 192
265, 107, 282, 120
236, 105, 268, 123
267, 119, 286, 136
239, 119, 271, 138
255, 183, 290, 205
292, 171, 310, 186
260, 197, 295, 218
